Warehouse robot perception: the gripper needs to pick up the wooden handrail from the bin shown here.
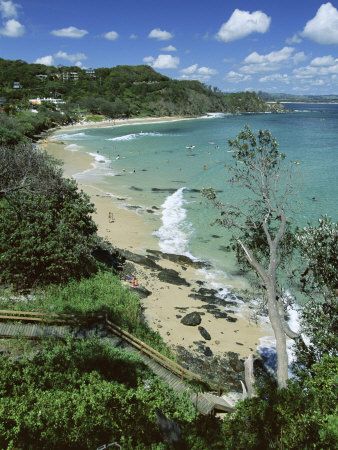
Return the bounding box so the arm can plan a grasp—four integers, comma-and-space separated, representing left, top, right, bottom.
0, 309, 211, 388
106, 318, 205, 384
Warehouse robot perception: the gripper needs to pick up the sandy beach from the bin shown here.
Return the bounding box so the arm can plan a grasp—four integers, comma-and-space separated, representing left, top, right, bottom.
42, 117, 271, 359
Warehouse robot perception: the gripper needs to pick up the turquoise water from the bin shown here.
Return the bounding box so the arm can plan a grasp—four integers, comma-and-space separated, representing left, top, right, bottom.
53, 105, 338, 279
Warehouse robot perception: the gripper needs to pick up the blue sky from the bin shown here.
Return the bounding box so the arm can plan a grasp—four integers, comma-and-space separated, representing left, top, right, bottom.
1, 0, 338, 93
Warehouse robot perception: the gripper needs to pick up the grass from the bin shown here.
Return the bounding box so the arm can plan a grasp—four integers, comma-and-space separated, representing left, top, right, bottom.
0, 271, 172, 357
84, 114, 106, 122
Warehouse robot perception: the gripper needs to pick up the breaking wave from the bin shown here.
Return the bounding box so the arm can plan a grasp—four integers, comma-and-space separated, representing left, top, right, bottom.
106, 132, 166, 141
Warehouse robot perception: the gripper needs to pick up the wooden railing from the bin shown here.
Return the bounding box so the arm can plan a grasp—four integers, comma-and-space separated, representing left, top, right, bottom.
106, 318, 205, 384
0, 309, 207, 387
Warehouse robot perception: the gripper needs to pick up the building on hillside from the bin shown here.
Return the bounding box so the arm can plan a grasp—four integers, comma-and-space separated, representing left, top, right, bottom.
36, 74, 48, 81
29, 97, 66, 106
85, 68, 96, 78
62, 71, 79, 82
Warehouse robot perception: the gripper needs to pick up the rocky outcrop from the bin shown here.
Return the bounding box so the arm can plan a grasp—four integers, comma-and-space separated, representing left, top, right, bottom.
176, 346, 246, 392
146, 249, 210, 269
198, 326, 211, 340
118, 249, 162, 270
157, 268, 190, 287
180, 312, 202, 326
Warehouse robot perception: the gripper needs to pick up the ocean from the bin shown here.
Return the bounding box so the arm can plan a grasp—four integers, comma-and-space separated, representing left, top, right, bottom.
52, 104, 338, 295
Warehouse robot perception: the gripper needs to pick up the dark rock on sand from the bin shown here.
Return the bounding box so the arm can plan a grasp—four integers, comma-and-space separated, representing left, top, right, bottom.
198, 326, 211, 340
226, 315, 238, 323
204, 346, 213, 357
180, 312, 201, 326
146, 249, 210, 269
118, 249, 162, 270
158, 268, 190, 287
133, 285, 152, 299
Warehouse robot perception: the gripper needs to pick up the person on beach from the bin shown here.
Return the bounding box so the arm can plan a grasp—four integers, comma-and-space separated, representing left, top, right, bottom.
131, 277, 139, 288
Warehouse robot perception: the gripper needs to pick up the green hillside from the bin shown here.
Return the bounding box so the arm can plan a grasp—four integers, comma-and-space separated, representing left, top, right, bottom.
0, 58, 277, 116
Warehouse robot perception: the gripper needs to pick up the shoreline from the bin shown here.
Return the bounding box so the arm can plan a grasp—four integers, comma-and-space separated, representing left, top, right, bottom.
42, 116, 272, 360
53, 115, 197, 134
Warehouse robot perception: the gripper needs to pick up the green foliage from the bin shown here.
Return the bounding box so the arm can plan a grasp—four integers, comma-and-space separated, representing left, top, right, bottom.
0, 272, 170, 356
203, 126, 293, 276
0, 339, 197, 449
0, 58, 275, 121
294, 216, 338, 366
296, 216, 338, 294
0, 113, 27, 145
0, 178, 99, 289
222, 356, 338, 449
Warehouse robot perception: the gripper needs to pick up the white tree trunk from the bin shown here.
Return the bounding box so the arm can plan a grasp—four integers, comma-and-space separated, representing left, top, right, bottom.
267, 285, 289, 388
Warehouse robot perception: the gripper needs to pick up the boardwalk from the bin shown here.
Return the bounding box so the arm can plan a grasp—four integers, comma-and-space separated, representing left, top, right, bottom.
0, 315, 235, 415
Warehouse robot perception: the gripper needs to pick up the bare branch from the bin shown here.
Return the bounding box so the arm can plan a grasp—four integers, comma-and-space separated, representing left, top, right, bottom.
238, 239, 268, 283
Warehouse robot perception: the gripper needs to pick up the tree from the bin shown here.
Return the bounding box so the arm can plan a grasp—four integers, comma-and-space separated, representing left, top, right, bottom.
222, 355, 338, 449
294, 216, 338, 368
0, 142, 62, 199
203, 126, 297, 388
0, 180, 99, 289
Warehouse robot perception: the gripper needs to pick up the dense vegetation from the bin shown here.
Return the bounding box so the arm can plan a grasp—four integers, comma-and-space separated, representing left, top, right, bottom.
0, 142, 100, 289
0, 339, 199, 449
0, 58, 278, 118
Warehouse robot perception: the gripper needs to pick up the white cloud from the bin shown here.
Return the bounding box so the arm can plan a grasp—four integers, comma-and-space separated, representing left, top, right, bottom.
129, 33, 138, 39
55, 51, 87, 63
310, 55, 336, 66
293, 59, 338, 79
286, 33, 302, 45
216, 8, 270, 43
225, 71, 251, 83
0, 18, 24, 36
198, 66, 218, 75
293, 51, 307, 65
104, 30, 119, 41
181, 64, 198, 75
51, 26, 88, 38
143, 54, 179, 69
244, 46, 294, 64
0, 0, 17, 18
161, 45, 176, 51
180, 64, 217, 81
302, 2, 338, 44
35, 55, 54, 66
259, 73, 290, 84
240, 47, 304, 73
148, 28, 173, 41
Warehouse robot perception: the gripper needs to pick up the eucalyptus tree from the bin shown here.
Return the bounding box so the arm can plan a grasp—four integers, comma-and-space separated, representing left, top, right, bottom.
203, 126, 298, 388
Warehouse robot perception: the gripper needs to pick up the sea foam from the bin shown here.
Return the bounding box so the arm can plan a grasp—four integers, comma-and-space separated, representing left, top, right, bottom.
65, 144, 82, 151
154, 187, 194, 256
51, 132, 89, 141
74, 152, 115, 180
106, 131, 165, 141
